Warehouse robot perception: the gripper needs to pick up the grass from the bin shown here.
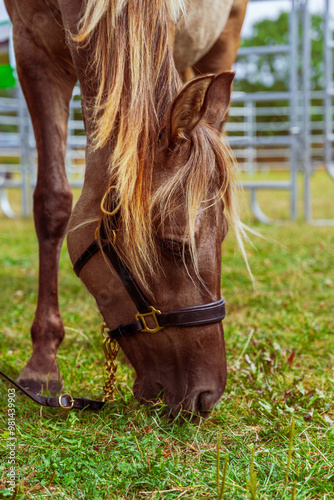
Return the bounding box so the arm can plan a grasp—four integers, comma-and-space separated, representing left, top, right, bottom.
0, 171, 334, 499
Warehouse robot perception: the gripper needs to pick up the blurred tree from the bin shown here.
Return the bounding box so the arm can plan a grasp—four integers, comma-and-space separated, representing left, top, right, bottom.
234, 11, 324, 93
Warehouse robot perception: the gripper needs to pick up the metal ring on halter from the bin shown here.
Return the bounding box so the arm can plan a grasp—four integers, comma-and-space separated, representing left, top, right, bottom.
95, 225, 116, 245
94, 225, 101, 240
59, 393, 74, 410
100, 185, 121, 217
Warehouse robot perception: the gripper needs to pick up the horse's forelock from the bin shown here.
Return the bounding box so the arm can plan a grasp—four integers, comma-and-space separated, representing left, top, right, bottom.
151, 125, 239, 281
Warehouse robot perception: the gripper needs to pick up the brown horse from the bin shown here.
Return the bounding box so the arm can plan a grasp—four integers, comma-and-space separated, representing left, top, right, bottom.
4, 0, 248, 418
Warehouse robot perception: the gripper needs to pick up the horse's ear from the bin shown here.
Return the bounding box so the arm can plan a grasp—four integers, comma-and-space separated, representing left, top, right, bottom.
168, 75, 214, 146
203, 71, 235, 131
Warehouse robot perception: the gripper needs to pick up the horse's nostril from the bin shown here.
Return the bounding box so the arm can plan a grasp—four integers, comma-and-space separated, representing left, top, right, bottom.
197, 390, 217, 416
171, 391, 217, 422
133, 378, 164, 405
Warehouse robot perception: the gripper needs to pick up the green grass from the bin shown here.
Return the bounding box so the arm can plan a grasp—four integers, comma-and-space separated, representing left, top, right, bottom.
1, 171, 334, 499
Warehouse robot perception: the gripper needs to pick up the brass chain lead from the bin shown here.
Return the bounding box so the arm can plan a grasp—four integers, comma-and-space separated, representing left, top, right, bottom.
101, 322, 119, 402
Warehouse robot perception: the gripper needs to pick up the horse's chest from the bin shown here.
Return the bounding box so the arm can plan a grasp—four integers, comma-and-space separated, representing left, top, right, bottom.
173, 0, 233, 72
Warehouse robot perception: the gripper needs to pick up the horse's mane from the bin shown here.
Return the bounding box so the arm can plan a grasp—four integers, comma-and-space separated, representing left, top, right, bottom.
73, 0, 247, 289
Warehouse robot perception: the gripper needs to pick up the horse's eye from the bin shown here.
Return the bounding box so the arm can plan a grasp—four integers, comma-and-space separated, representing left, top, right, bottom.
162, 239, 188, 258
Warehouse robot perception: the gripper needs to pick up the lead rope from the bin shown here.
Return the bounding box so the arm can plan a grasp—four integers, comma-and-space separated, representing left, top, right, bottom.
98, 190, 120, 403
101, 322, 119, 402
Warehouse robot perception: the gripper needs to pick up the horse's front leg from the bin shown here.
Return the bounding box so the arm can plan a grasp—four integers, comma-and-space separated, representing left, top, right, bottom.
10, 19, 77, 394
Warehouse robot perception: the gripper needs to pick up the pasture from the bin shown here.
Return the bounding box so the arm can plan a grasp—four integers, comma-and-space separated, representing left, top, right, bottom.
0, 171, 333, 499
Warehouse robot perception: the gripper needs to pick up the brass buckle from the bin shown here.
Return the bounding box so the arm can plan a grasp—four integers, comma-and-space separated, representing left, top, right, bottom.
136, 306, 163, 333
58, 393, 74, 410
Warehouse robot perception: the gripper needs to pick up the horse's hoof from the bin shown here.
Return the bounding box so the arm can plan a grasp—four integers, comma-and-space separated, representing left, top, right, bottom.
17, 377, 64, 396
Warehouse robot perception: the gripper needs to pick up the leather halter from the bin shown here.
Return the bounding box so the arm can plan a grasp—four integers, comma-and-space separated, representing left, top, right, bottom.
73, 225, 226, 340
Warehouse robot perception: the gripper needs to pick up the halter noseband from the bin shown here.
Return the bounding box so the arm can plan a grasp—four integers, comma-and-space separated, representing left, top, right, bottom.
73, 225, 226, 340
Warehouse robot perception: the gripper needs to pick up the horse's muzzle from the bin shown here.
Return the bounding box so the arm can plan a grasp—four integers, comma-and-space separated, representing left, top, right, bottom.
133, 377, 225, 420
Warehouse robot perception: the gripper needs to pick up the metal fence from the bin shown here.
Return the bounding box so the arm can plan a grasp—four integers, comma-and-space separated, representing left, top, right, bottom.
0, 0, 333, 222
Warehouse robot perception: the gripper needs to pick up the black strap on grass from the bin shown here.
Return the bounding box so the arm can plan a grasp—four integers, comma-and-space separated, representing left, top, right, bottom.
0, 370, 106, 411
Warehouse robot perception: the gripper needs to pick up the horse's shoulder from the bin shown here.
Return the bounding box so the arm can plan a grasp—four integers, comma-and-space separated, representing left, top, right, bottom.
173, 0, 234, 72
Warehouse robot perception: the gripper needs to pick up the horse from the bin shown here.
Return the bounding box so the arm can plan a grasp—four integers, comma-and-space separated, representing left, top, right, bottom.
4, 0, 248, 419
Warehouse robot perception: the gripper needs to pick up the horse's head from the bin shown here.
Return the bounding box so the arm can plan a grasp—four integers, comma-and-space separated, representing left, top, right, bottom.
68, 72, 237, 419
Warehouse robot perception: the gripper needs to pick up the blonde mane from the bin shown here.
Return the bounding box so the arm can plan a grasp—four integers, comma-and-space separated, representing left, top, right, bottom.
73, 0, 245, 289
